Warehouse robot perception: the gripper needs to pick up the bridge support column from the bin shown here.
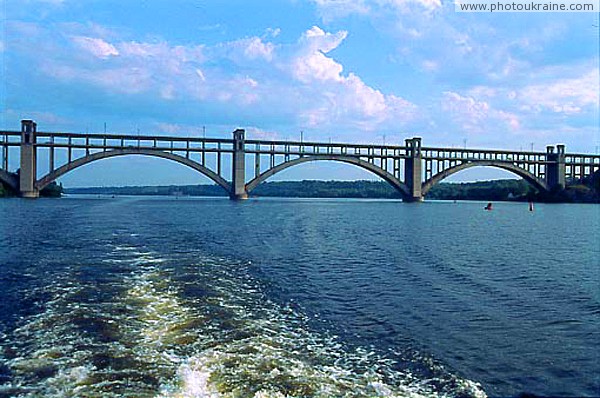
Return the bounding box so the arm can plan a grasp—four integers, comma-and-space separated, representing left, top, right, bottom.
545, 145, 566, 190
404, 137, 423, 202
231, 129, 248, 200
19, 120, 38, 198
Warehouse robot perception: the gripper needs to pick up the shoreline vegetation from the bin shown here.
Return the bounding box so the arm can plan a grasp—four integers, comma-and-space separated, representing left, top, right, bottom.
0, 181, 63, 198
66, 176, 600, 203
2, 177, 599, 202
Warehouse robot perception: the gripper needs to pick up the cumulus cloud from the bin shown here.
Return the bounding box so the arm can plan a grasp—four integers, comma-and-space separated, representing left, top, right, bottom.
53, 31, 273, 107
290, 26, 417, 130
241, 37, 275, 61
292, 26, 347, 83
10, 21, 420, 137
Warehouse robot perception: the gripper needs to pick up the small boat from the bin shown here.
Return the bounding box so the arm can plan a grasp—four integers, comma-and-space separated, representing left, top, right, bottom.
484, 202, 493, 211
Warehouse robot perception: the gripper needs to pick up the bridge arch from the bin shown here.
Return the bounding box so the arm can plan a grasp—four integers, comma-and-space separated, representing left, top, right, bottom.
36, 148, 232, 193
0, 169, 18, 192
421, 160, 549, 196
245, 155, 411, 198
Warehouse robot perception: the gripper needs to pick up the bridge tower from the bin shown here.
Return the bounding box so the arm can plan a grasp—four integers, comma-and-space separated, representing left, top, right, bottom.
231, 128, 248, 200
404, 137, 423, 202
545, 144, 566, 190
19, 120, 38, 198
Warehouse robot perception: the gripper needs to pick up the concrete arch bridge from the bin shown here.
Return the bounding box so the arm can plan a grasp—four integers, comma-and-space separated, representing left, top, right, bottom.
2, 120, 599, 200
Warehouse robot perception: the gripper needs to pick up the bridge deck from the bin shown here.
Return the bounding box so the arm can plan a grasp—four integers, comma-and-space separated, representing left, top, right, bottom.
2, 129, 599, 159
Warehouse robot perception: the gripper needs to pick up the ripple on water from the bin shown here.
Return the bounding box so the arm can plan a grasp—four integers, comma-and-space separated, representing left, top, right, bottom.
0, 244, 487, 398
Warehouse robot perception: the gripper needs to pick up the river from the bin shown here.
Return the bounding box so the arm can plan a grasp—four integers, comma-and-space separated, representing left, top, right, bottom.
0, 196, 598, 397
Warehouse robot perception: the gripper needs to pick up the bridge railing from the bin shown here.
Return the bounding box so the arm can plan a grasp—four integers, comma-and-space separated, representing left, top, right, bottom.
0, 131, 22, 145
0, 131, 21, 172
34, 131, 234, 151
245, 139, 409, 158
565, 154, 600, 180
422, 146, 549, 161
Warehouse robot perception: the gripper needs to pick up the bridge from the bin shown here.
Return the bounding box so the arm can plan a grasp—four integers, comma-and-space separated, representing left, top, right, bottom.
1, 120, 599, 201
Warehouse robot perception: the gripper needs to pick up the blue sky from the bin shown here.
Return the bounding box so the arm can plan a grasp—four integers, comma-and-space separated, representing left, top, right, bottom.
1, 0, 599, 186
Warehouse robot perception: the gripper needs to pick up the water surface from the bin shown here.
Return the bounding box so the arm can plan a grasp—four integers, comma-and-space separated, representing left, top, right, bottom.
0, 197, 598, 397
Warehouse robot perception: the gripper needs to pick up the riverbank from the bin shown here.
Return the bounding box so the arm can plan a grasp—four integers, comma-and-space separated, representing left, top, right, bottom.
63, 178, 599, 203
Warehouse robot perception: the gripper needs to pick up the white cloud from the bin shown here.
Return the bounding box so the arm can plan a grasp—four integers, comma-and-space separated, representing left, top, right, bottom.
215, 36, 276, 63
382, 0, 442, 11
160, 85, 175, 100
242, 76, 258, 88
421, 60, 438, 72
265, 28, 281, 38
195, 69, 206, 82
23, 0, 66, 5
119, 41, 166, 58
313, 0, 442, 20
301, 26, 348, 52
293, 50, 344, 83
442, 91, 520, 133
467, 86, 498, 99
291, 26, 348, 83
44, 64, 152, 94
154, 122, 209, 136
71, 36, 119, 59
518, 69, 599, 114
463, 67, 599, 119
245, 126, 280, 140
290, 26, 418, 130
12, 21, 418, 136
241, 37, 275, 61
312, 0, 371, 20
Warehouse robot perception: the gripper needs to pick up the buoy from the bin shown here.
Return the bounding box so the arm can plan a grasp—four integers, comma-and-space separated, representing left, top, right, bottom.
529, 202, 534, 212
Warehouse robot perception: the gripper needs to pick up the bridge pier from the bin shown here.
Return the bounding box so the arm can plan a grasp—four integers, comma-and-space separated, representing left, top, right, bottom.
19, 120, 39, 198
231, 129, 248, 200
404, 137, 423, 202
545, 145, 566, 190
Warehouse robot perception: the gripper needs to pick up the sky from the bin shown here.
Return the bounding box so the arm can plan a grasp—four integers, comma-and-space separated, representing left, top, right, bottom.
1, 0, 599, 187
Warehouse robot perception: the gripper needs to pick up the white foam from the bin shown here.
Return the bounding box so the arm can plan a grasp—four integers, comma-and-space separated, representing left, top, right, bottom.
157, 365, 221, 398
2, 249, 488, 398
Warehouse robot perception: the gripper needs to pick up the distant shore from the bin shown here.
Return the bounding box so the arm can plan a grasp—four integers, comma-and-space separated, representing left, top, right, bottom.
60, 178, 599, 203
2, 178, 598, 203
